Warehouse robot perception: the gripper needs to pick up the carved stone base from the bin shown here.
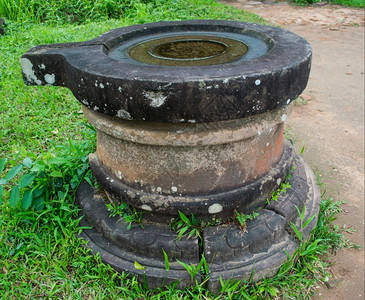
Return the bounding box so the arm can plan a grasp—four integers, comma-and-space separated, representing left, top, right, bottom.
76, 154, 320, 291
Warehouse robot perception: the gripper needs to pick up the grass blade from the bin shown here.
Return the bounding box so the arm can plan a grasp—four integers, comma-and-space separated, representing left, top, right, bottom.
178, 211, 190, 224
290, 222, 303, 241
162, 249, 170, 272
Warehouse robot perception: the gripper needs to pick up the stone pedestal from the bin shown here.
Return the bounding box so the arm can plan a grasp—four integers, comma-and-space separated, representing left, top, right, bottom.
21, 20, 319, 291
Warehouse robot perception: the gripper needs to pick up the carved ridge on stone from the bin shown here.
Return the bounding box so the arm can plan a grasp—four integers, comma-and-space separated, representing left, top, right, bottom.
89, 143, 295, 218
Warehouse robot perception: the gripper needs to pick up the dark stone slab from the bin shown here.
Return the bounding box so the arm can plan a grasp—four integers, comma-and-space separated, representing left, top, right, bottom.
21, 20, 311, 123
76, 154, 320, 291
76, 182, 200, 288
77, 181, 199, 261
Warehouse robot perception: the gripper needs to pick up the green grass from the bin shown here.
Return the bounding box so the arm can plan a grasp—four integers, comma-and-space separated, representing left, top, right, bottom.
1, 156, 355, 299
0, 0, 358, 298
329, 0, 364, 7
291, 0, 364, 8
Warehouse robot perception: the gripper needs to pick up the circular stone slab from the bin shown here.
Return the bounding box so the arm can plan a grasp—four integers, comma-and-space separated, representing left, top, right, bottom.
21, 20, 312, 123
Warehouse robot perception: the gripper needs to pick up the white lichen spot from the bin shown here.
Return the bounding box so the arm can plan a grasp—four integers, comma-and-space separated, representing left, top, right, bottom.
110, 179, 114, 183
281, 114, 287, 122
81, 99, 89, 105
287, 99, 291, 104
143, 91, 167, 108
117, 171, 123, 179
208, 203, 223, 214
277, 178, 282, 185
171, 186, 178, 193
93, 106, 99, 111
140, 204, 152, 211
223, 78, 229, 84
81, 78, 84, 82
188, 120, 196, 124
214, 84, 219, 88
156, 187, 162, 193
44, 73, 55, 85
21, 58, 42, 85
117, 109, 133, 120
176, 130, 184, 134
129, 97, 133, 100
266, 142, 270, 147
180, 119, 185, 122
255, 79, 261, 86
99, 83, 104, 88
118, 86, 122, 92
198, 80, 206, 88
206, 86, 212, 89
39, 64, 46, 69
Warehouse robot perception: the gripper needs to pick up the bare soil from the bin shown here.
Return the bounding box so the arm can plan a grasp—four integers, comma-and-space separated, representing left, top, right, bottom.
219, 1, 364, 298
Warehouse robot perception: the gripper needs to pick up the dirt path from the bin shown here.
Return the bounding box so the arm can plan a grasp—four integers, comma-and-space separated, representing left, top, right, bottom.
219, 1, 364, 298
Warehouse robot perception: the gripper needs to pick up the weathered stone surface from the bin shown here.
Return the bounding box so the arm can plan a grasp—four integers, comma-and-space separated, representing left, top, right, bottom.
21, 20, 311, 123
76, 154, 320, 292
89, 142, 294, 220
77, 181, 199, 261
76, 181, 200, 288
85, 100, 294, 219
205, 156, 321, 292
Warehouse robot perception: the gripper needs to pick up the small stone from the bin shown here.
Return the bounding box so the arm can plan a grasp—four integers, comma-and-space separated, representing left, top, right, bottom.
324, 278, 344, 289
140, 204, 152, 211
208, 203, 223, 214
245, 1, 263, 5
314, 1, 328, 5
